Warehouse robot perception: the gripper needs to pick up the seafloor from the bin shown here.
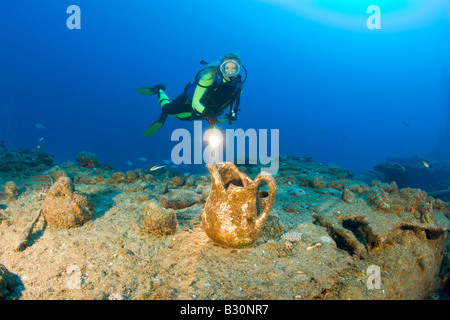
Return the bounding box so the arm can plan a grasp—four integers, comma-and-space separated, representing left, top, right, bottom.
0, 148, 449, 300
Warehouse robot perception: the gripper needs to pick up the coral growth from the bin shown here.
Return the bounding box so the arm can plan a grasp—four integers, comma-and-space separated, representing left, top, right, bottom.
3, 181, 18, 200
42, 177, 95, 229
142, 201, 177, 235
76, 151, 100, 168
126, 171, 138, 183
367, 186, 391, 211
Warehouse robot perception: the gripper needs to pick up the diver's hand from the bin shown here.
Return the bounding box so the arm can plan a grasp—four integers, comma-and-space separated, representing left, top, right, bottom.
202, 108, 219, 126
206, 116, 219, 127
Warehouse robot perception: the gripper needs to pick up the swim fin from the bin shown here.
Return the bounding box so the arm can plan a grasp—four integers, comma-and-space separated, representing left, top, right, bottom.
142, 113, 168, 137
135, 84, 166, 96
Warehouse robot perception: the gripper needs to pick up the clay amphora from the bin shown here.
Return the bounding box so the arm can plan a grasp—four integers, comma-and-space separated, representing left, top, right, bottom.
201, 162, 277, 248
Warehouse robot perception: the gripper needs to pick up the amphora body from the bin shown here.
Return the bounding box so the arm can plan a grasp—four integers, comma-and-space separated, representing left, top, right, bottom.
201, 162, 277, 248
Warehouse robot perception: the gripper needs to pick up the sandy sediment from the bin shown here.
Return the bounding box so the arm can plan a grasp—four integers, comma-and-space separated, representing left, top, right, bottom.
0, 152, 449, 300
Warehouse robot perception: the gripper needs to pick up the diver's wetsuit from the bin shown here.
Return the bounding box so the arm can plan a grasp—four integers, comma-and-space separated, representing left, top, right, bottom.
158, 71, 242, 122
138, 66, 243, 137
159, 92, 190, 116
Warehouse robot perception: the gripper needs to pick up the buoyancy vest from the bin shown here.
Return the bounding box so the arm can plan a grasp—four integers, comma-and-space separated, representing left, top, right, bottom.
184, 71, 243, 120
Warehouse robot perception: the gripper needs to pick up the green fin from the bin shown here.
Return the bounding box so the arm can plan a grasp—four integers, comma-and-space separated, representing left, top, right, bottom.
135, 87, 157, 96
135, 84, 166, 96
142, 113, 168, 137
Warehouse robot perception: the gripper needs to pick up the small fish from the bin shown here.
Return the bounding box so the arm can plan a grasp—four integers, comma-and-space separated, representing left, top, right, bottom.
125, 161, 133, 166
35, 123, 45, 130
162, 159, 172, 164
422, 161, 429, 168
36, 137, 44, 149
138, 157, 147, 162
150, 164, 168, 171
401, 120, 410, 127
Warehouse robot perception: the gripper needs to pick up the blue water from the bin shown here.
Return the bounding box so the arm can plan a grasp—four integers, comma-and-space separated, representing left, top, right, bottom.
1, 0, 449, 173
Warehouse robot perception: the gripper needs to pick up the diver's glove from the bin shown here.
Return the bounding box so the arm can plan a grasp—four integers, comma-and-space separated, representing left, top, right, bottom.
202, 108, 219, 127
228, 110, 237, 122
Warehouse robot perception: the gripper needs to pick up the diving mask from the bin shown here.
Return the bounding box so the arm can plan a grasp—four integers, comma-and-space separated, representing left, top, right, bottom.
220, 60, 240, 77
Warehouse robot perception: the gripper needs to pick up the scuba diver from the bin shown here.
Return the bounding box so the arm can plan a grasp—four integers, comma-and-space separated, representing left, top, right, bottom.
135, 52, 246, 137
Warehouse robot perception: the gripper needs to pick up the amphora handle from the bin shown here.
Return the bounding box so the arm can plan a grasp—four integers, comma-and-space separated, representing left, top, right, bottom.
253, 173, 277, 230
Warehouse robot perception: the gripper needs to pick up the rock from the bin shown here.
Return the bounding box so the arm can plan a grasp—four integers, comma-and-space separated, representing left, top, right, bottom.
353, 171, 383, 186
398, 188, 428, 214
288, 188, 306, 197
139, 182, 150, 190
372, 180, 399, 194
108, 293, 126, 300
47, 176, 74, 198
327, 180, 346, 191
433, 198, 450, 212
259, 213, 285, 241
201, 185, 211, 199
156, 182, 168, 195
374, 162, 407, 186
122, 184, 146, 193
76, 151, 100, 168
185, 175, 197, 187
164, 171, 175, 179
328, 165, 353, 179
348, 184, 369, 195
144, 174, 155, 183
0, 147, 54, 172
0, 264, 15, 299
295, 222, 334, 245
42, 177, 95, 229
142, 201, 177, 235
306, 243, 323, 251
194, 185, 203, 194
94, 168, 104, 174
135, 193, 156, 202
314, 188, 340, 196
48, 167, 69, 181
126, 171, 138, 183
280, 231, 302, 243
418, 203, 433, 223
112, 171, 126, 184
282, 175, 297, 185
312, 214, 368, 259
342, 187, 356, 204
168, 176, 184, 187
160, 189, 202, 209
311, 176, 326, 189
3, 181, 18, 200
367, 186, 390, 211
283, 241, 294, 251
